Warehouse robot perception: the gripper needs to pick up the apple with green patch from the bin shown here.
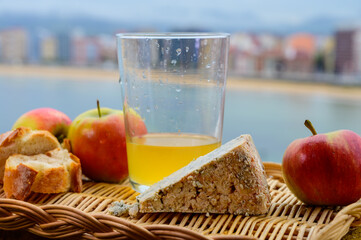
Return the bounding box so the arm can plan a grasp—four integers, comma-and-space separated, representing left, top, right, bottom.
282, 120, 361, 206
68, 100, 147, 183
12, 108, 71, 142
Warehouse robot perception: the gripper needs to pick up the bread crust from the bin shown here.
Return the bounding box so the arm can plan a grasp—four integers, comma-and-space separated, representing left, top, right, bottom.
61, 138, 72, 152
70, 161, 83, 193
3, 163, 38, 200
0, 128, 28, 148
31, 166, 68, 193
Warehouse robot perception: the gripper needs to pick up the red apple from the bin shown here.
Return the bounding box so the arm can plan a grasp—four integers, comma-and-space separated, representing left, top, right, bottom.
12, 108, 71, 142
68, 101, 147, 183
282, 120, 361, 206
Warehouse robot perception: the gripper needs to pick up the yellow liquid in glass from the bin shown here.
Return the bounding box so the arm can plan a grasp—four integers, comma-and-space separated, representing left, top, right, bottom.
126, 133, 221, 186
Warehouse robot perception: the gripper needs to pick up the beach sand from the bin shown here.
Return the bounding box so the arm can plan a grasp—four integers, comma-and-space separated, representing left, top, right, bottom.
1, 64, 361, 101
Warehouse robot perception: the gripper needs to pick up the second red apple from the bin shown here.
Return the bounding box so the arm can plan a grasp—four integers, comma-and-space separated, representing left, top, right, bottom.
282, 120, 361, 206
68, 103, 147, 183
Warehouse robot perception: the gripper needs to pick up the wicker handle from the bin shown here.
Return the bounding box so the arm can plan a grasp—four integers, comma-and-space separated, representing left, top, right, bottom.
311, 201, 361, 240
0, 198, 256, 240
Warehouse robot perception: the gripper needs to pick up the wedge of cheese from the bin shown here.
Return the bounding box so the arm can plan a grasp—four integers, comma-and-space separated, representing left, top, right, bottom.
136, 134, 271, 216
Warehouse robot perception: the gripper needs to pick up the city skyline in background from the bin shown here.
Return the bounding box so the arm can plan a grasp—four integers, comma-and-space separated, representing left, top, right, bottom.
0, 0, 360, 84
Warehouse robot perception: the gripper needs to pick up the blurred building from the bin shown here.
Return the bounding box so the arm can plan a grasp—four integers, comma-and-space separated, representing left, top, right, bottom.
27, 30, 42, 63
255, 34, 284, 76
41, 34, 57, 63
25, 29, 58, 64
72, 34, 102, 66
97, 34, 117, 68
57, 33, 72, 64
229, 33, 258, 75
314, 36, 335, 73
229, 33, 283, 76
0, 28, 28, 64
284, 33, 316, 73
335, 28, 361, 74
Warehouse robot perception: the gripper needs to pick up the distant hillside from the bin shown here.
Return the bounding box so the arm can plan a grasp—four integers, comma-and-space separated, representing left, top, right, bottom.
0, 13, 130, 35
279, 16, 346, 35
0, 12, 352, 35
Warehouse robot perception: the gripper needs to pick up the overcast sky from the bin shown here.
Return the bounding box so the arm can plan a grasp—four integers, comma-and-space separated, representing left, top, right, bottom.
0, 0, 360, 25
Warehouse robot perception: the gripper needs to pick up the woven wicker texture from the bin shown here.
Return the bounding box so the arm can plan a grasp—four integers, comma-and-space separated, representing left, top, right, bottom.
0, 162, 360, 240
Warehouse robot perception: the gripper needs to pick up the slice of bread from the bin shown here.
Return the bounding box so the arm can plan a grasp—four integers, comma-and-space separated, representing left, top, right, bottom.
3, 148, 82, 200
135, 135, 271, 216
0, 127, 61, 183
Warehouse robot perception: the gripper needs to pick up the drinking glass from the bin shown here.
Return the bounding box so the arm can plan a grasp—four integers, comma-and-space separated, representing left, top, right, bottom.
117, 33, 230, 192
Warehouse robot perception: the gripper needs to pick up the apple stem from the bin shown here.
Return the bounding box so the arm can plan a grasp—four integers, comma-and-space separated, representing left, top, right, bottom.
304, 120, 317, 136
97, 99, 102, 118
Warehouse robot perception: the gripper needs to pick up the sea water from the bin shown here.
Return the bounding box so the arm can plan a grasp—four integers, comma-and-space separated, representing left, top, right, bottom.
1, 76, 361, 163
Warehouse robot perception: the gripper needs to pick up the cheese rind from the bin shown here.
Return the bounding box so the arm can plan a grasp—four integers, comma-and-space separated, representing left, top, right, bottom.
137, 134, 271, 215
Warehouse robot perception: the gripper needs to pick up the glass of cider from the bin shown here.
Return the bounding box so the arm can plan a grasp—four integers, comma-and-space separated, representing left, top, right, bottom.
117, 33, 230, 192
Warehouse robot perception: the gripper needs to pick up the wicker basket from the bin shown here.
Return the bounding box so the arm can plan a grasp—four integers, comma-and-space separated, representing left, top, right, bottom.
0, 162, 360, 240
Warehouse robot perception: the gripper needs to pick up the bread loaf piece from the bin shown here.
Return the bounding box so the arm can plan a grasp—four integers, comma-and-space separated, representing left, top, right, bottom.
136, 135, 271, 216
0, 127, 61, 183
3, 148, 82, 200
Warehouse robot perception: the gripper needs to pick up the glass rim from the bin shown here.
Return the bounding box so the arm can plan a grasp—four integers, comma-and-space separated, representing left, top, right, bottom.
116, 32, 230, 39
